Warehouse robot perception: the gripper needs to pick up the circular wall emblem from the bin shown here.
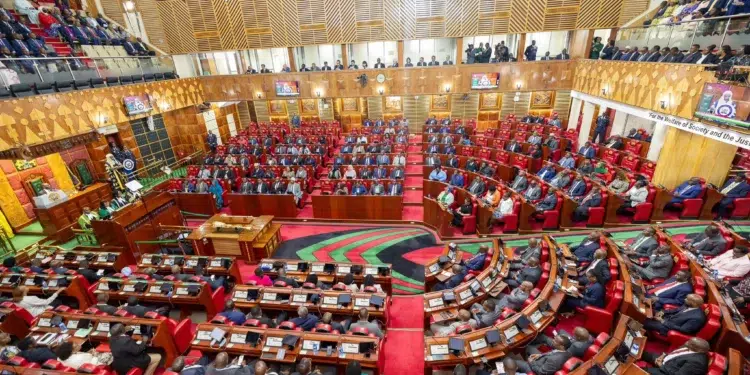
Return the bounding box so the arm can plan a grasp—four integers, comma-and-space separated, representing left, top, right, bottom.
123, 159, 136, 171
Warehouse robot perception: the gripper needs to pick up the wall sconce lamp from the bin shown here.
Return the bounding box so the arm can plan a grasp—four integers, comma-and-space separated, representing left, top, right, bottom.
378, 88, 384, 95
444, 85, 451, 93
660, 98, 670, 109
159, 102, 171, 111
256, 92, 263, 99
515, 82, 522, 90
601, 88, 608, 96
123, 0, 135, 12
316, 90, 321, 98
96, 113, 109, 125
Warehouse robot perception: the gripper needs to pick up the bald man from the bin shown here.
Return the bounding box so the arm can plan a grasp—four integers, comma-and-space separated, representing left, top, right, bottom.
494, 281, 533, 311
526, 326, 593, 358
510, 238, 541, 270
291, 358, 313, 375
290, 306, 319, 331
643, 294, 706, 336
430, 309, 477, 336
171, 356, 209, 375
206, 352, 251, 375
642, 337, 709, 375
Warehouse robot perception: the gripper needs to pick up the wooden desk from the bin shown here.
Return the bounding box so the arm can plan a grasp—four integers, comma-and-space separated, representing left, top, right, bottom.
257, 259, 393, 295
91, 192, 183, 261
93, 278, 220, 318
699, 187, 723, 220
32, 247, 130, 273
0, 307, 32, 339
0, 273, 93, 309
572, 315, 647, 374
33, 183, 112, 241
29, 310, 179, 366
187, 214, 281, 263
137, 254, 242, 281
228, 194, 299, 218
603, 238, 651, 321
649, 186, 672, 222
423, 197, 453, 238
172, 192, 218, 216
311, 195, 402, 220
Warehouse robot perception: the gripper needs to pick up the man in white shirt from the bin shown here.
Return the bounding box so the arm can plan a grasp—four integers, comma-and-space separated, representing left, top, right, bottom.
429, 309, 477, 336
56, 342, 99, 368
349, 308, 383, 338
708, 246, 750, 279
392, 152, 406, 167
617, 180, 648, 214
12, 286, 61, 317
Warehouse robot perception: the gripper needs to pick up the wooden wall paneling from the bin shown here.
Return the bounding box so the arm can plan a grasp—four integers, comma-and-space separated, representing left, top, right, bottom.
355, 0, 385, 42
553, 90, 571, 121
619, 0, 649, 25
573, 60, 715, 120
199, 61, 576, 101
187, 0, 223, 51
0, 78, 203, 152
298, 0, 328, 45
211, 0, 247, 50
267, 0, 289, 47
500, 92, 530, 117
325, 0, 343, 43
99, 0, 126, 26
237, 101, 252, 127
366, 97, 383, 119
157, 1, 197, 54
319, 99, 335, 121
240, 0, 273, 48
338, 0, 359, 43
569, 29, 591, 59
136, 0, 171, 53
451, 92, 479, 120
283, 0, 303, 46
652, 126, 737, 189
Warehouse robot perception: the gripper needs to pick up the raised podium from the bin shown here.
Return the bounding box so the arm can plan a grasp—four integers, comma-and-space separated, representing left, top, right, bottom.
186, 214, 282, 263
33, 183, 112, 241
32, 190, 69, 208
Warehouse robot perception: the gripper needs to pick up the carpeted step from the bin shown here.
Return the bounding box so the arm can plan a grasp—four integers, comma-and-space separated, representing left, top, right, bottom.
388, 296, 425, 328
405, 164, 422, 175
403, 189, 423, 205
402, 205, 423, 221
381, 331, 425, 374
404, 176, 422, 188
406, 154, 423, 163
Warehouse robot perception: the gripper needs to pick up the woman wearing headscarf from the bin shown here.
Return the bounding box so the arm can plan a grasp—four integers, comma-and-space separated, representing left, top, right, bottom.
208, 179, 224, 209
710, 90, 737, 118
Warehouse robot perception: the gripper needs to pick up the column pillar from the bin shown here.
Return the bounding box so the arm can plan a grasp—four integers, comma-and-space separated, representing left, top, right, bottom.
646, 123, 669, 161
578, 101, 596, 147
397, 41, 404, 67
341, 44, 348, 67
568, 98, 582, 131
287, 47, 297, 71
653, 126, 738, 188
611, 111, 627, 136
517, 34, 527, 61
456, 38, 463, 64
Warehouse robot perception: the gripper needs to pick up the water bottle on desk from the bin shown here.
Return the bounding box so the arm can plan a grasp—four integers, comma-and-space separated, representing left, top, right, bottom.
697, 254, 704, 265
712, 270, 719, 281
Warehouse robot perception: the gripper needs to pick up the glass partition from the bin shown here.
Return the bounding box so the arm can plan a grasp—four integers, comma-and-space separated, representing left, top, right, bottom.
347, 41, 398, 68
404, 38, 456, 65
524, 31, 571, 60
293, 44, 343, 70
461, 34, 519, 62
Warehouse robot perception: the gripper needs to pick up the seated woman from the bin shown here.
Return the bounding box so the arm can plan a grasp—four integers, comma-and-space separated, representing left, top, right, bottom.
344, 165, 357, 179
247, 267, 273, 286
492, 191, 515, 222
452, 197, 473, 226
97, 202, 112, 220
361, 274, 383, 293
339, 273, 359, 292
334, 182, 348, 195
608, 171, 630, 194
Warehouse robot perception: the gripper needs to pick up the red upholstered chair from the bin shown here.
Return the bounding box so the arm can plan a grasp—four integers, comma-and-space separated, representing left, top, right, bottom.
500, 122, 512, 132
672, 178, 706, 219
643, 252, 688, 286
726, 176, 750, 218
461, 146, 474, 157
350, 326, 370, 336
601, 148, 620, 165
187, 165, 199, 177
484, 128, 497, 137
553, 358, 583, 375
512, 154, 529, 170
127, 369, 143, 375
541, 191, 564, 230
513, 132, 527, 143
631, 186, 657, 223
460, 199, 479, 235
516, 124, 529, 132
707, 352, 728, 375
639, 161, 656, 180
313, 323, 339, 334
536, 263, 551, 290
576, 281, 624, 334
498, 130, 511, 140
210, 315, 234, 325
624, 140, 642, 155
496, 151, 510, 164
652, 304, 721, 351
587, 191, 608, 226
279, 321, 299, 330
476, 137, 487, 147
620, 155, 640, 172
454, 324, 473, 334
496, 200, 521, 233
274, 280, 289, 287
463, 273, 476, 282
478, 148, 491, 160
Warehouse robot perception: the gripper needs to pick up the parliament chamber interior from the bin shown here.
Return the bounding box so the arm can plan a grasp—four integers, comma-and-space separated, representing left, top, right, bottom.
1, 0, 750, 374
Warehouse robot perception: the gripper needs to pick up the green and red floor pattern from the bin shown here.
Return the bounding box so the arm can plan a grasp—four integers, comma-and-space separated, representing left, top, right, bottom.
269, 221, 750, 295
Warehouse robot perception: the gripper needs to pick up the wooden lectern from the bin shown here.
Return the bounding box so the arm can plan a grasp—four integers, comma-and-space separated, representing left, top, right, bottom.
186, 214, 282, 263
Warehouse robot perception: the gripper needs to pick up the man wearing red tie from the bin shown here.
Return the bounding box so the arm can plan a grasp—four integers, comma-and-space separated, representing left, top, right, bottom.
645, 270, 693, 311
641, 337, 709, 375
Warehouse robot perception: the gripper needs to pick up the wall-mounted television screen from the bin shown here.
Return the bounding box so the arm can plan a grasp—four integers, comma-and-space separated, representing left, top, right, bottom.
123, 94, 153, 115
695, 83, 750, 129
471, 73, 499, 89
275, 81, 300, 96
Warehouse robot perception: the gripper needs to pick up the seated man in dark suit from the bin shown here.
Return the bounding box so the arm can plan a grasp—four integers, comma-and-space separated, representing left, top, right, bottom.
513, 335, 572, 375
510, 238, 541, 270
504, 257, 541, 289
646, 270, 693, 311
275, 268, 300, 288
433, 264, 466, 291
534, 188, 558, 215
665, 177, 703, 210
564, 270, 606, 316
218, 300, 246, 325
290, 306, 319, 331
463, 245, 489, 271
622, 227, 660, 260
95, 293, 119, 315
77, 259, 101, 284
572, 187, 602, 222
604, 135, 624, 149
641, 337, 709, 375
17, 336, 57, 364
629, 245, 674, 281
470, 299, 501, 328
643, 294, 706, 336
526, 327, 593, 359
123, 296, 159, 317
248, 306, 277, 328
570, 232, 601, 265
715, 173, 750, 219
683, 224, 726, 257
578, 142, 596, 159
578, 249, 610, 285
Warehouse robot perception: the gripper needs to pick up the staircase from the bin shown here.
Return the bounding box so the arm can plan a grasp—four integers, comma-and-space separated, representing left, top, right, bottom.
403, 135, 424, 221
8, 10, 72, 56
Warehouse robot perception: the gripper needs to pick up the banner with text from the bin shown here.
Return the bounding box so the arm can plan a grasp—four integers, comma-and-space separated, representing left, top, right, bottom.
571, 91, 749, 150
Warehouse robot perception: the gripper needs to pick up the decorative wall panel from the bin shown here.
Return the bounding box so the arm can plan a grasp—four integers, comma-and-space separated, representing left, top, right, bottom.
0, 78, 203, 152
201, 61, 575, 101
147, 0, 646, 52
573, 60, 715, 120
138, 0, 172, 52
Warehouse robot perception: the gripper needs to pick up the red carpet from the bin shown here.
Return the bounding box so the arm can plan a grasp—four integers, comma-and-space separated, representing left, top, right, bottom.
402, 206, 423, 221
405, 164, 422, 175
382, 331, 425, 374
298, 204, 314, 218
407, 154, 423, 163
405, 176, 422, 188
388, 296, 425, 329
404, 189, 423, 204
